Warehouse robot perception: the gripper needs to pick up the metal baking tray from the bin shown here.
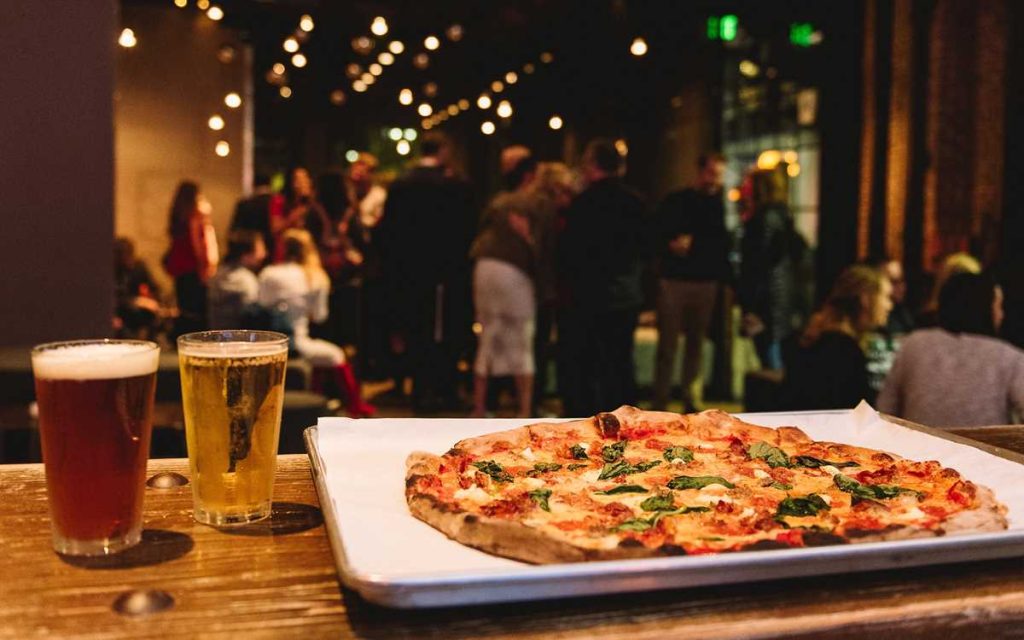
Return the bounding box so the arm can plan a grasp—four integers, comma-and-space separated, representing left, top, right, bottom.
304, 411, 1024, 608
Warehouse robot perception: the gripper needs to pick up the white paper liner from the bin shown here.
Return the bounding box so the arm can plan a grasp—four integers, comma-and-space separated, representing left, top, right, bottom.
313, 403, 1024, 580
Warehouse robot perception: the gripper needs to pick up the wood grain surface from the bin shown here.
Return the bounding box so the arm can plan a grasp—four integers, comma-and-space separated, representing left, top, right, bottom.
1, 432, 1023, 639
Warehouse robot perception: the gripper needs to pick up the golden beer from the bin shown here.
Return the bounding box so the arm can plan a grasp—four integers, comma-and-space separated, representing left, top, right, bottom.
178, 331, 288, 526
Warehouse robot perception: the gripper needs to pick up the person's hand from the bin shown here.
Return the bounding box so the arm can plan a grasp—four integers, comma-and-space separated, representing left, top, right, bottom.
668, 234, 693, 256
133, 296, 161, 313
741, 312, 765, 337
344, 248, 364, 266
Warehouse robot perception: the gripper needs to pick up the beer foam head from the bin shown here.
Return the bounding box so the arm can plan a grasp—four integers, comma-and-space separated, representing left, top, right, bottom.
32, 341, 160, 380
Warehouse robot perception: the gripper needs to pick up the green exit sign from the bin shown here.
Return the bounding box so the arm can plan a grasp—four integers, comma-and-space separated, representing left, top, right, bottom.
707, 14, 738, 42
790, 22, 816, 47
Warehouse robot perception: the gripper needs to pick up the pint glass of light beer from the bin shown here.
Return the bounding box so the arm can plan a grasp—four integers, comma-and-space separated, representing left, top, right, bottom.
31, 340, 160, 556
178, 330, 288, 526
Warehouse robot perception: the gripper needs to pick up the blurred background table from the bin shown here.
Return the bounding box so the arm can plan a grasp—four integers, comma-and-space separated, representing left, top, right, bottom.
1, 430, 1023, 639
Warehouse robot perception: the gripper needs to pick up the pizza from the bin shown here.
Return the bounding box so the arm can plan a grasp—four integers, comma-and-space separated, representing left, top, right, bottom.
405, 406, 1008, 563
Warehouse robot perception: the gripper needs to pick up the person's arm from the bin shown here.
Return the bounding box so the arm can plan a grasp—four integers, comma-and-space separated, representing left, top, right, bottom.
187, 211, 210, 283
257, 270, 277, 308
310, 280, 329, 324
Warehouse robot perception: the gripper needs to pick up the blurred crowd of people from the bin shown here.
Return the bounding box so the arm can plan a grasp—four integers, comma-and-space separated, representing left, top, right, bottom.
113, 133, 1024, 426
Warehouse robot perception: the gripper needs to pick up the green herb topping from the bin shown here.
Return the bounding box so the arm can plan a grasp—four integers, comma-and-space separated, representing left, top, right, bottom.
569, 444, 590, 460
640, 493, 677, 512
602, 440, 628, 462
471, 460, 513, 483
598, 459, 663, 480
611, 506, 710, 532
833, 473, 924, 501
594, 484, 649, 495
747, 441, 792, 468
662, 446, 694, 464
770, 481, 794, 491
666, 475, 736, 490
776, 494, 831, 518
791, 455, 859, 469
567, 463, 590, 471
528, 489, 552, 512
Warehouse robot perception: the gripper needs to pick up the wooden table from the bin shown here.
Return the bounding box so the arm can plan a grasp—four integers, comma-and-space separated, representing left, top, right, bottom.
2, 429, 1024, 639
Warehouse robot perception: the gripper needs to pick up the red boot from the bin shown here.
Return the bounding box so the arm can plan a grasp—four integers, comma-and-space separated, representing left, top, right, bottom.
335, 363, 377, 418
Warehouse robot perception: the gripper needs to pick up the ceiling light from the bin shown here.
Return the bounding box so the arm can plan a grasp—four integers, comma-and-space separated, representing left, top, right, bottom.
480, 121, 496, 135
548, 115, 563, 130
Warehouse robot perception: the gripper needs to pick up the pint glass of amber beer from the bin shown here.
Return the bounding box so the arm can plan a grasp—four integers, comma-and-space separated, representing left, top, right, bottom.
178, 331, 288, 526
31, 340, 160, 556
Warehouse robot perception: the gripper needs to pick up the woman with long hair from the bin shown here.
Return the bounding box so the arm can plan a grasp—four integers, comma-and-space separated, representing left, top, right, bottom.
879, 272, 1024, 426
779, 264, 892, 410
270, 167, 332, 261
258, 229, 375, 417
163, 180, 218, 336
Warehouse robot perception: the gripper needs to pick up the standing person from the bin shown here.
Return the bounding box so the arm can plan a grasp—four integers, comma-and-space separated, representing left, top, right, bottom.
470, 191, 538, 418
258, 229, 376, 417
738, 166, 804, 370
651, 153, 730, 412
349, 152, 388, 231
163, 181, 218, 338
346, 153, 389, 376
207, 230, 266, 330
270, 167, 331, 260
377, 132, 476, 412
558, 139, 647, 417
779, 265, 892, 410
229, 173, 276, 260
316, 169, 363, 347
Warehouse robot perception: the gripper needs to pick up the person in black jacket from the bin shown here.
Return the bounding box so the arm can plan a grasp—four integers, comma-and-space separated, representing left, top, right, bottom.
229, 173, 276, 261
652, 153, 730, 412
558, 139, 647, 417
780, 264, 892, 410
377, 133, 476, 412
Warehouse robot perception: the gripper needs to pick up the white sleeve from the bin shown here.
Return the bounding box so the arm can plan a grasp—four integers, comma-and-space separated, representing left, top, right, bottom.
257, 270, 278, 307
310, 281, 329, 324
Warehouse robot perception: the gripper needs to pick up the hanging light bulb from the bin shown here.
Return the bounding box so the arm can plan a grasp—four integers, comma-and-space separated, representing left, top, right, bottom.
378, 52, 395, 66
548, 115, 563, 130
272, 62, 286, 75
283, 37, 299, 53
206, 5, 224, 21
417, 103, 433, 117
352, 37, 373, 54
480, 121, 496, 135
396, 139, 411, 156
371, 17, 388, 36
330, 89, 346, 105
404, 128, 417, 141
399, 88, 413, 105
476, 94, 492, 109
496, 100, 512, 118
279, 86, 292, 98
196, 0, 209, 8
491, 81, 504, 93
505, 71, 518, 85
208, 115, 225, 130
174, 0, 187, 7
630, 37, 648, 57
224, 92, 242, 109
424, 35, 440, 51
523, 62, 536, 74
291, 53, 307, 68
457, 99, 470, 110
389, 40, 405, 54
299, 14, 314, 32
118, 28, 137, 48
446, 24, 464, 41
413, 53, 430, 69
353, 80, 368, 92
423, 82, 438, 98
369, 63, 383, 76
215, 140, 230, 157
346, 63, 362, 79
446, 104, 459, 116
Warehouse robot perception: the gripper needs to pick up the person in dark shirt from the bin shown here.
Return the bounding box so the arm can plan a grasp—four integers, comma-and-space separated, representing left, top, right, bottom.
230, 173, 276, 260
652, 153, 730, 412
780, 265, 892, 410
114, 237, 162, 339
558, 139, 647, 417
377, 132, 477, 412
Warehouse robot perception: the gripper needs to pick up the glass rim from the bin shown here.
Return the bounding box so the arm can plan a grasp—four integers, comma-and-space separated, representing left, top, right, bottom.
177, 330, 289, 346
31, 338, 159, 355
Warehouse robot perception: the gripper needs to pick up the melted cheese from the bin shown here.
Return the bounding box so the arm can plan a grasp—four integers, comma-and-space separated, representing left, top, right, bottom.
753, 469, 771, 479
821, 465, 842, 476
521, 447, 537, 461
523, 477, 546, 490
581, 470, 600, 483
454, 486, 491, 504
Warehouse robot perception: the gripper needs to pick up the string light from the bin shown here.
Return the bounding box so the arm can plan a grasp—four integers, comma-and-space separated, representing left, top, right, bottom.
413, 53, 430, 69
422, 119, 433, 130
505, 71, 518, 85
346, 64, 362, 79
783, 150, 799, 164
496, 100, 512, 118
457, 99, 470, 110
548, 115, 563, 130
371, 17, 388, 37
480, 121, 496, 135
378, 52, 395, 65
215, 140, 230, 157
404, 128, 417, 141
388, 127, 403, 141
330, 89, 346, 105
299, 14, 314, 32
447, 104, 459, 116
206, 5, 223, 21
491, 81, 504, 93
283, 37, 299, 53
540, 51, 554, 63
224, 93, 242, 108
174, 0, 187, 7
787, 163, 801, 178
352, 37, 373, 54
389, 41, 405, 55
207, 115, 225, 130
423, 82, 438, 98
291, 53, 307, 68
196, 0, 209, 9
417, 103, 433, 117
360, 72, 375, 84
399, 88, 413, 105
476, 94, 492, 109
369, 63, 383, 76
424, 35, 440, 51
353, 80, 368, 92
272, 62, 286, 75
345, 150, 359, 163
279, 86, 292, 98
446, 24, 464, 41
523, 62, 536, 74
630, 37, 648, 56
396, 139, 411, 156
118, 28, 137, 48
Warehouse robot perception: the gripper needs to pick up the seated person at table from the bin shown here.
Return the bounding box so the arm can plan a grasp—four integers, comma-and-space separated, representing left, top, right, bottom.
258, 229, 376, 417
114, 237, 163, 339
779, 265, 892, 410
208, 230, 266, 329
878, 273, 1024, 427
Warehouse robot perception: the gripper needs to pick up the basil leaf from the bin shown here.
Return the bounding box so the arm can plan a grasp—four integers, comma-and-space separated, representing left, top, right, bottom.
567, 463, 589, 471
471, 460, 513, 483
640, 493, 676, 512
597, 459, 662, 480
602, 440, 628, 462
612, 518, 652, 532
747, 441, 792, 468
533, 462, 562, 473
666, 475, 735, 490
569, 444, 590, 460
595, 484, 648, 495
649, 505, 710, 525
833, 474, 923, 501
528, 488, 552, 511
611, 505, 710, 533
776, 494, 831, 518
792, 455, 859, 469
700, 536, 725, 541
770, 481, 794, 491
663, 446, 694, 464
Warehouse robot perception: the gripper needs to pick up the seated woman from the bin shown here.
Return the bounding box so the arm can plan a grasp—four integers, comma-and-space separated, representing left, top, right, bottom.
779, 265, 892, 410
878, 273, 1024, 427
258, 229, 376, 417
208, 230, 265, 330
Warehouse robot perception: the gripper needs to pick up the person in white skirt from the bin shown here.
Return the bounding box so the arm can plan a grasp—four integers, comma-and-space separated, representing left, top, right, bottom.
470, 191, 538, 417
258, 229, 376, 417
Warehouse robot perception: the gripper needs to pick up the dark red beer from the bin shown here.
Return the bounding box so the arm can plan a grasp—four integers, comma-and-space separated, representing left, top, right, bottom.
32, 341, 158, 555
